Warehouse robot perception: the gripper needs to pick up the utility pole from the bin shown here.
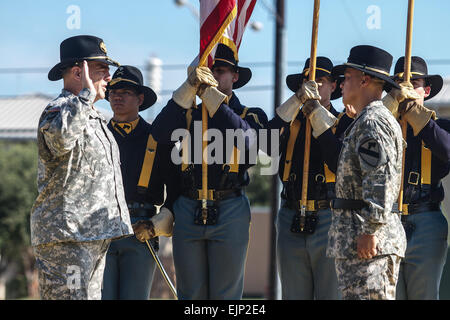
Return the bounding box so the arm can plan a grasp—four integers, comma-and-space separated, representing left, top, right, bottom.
268, 0, 285, 300
146, 56, 162, 121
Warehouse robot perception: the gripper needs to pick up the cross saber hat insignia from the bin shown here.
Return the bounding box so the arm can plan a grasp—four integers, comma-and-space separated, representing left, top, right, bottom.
145, 240, 178, 299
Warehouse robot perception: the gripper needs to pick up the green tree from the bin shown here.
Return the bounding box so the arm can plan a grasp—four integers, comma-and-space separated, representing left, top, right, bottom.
0, 141, 38, 299
245, 156, 274, 207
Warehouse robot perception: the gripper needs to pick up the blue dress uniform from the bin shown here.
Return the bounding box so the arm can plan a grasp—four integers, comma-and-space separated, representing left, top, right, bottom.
102, 116, 179, 300
388, 56, 450, 300
268, 103, 353, 299
101, 65, 179, 300
396, 118, 450, 299
151, 92, 268, 300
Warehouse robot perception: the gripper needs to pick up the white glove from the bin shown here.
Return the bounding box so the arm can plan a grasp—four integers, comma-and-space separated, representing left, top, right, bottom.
304, 100, 337, 137
275, 94, 302, 122
132, 207, 174, 242
295, 80, 321, 104
199, 86, 227, 117
382, 81, 421, 118
173, 66, 218, 109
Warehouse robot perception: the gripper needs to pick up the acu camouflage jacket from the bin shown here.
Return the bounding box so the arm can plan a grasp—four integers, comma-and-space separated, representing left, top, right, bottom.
327, 100, 407, 259
31, 88, 133, 246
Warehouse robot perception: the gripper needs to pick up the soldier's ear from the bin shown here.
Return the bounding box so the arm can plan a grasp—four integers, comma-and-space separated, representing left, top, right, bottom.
423, 85, 431, 99
72, 66, 82, 80
232, 70, 239, 83
138, 93, 145, 106
360, 74, 371, 88
331, 80, 337, 91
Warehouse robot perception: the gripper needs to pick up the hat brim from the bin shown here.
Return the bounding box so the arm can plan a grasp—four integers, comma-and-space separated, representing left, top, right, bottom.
422, 74, 443, 101
233, 66, 252, 89
212, 60, 251, 89
105, 82, 157, 112
286, 72, 343, 100
393, 74, 443, 101
332, 64, 400, 92
48, 57, 120, 81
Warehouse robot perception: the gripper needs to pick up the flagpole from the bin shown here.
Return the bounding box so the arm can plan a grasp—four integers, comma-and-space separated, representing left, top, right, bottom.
300, 0, 320, 231
398, 0, 414, 213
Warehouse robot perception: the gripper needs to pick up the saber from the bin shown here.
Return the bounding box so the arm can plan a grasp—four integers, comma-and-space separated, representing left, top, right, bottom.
145, 240, 178, 299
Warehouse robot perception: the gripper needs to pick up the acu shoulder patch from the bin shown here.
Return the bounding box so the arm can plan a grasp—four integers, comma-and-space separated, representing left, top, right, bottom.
358, 138, 385, 167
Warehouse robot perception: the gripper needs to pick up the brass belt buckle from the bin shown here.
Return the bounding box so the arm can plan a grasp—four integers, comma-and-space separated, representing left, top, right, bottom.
408, 172, 420, 185
197, 189, 215, 201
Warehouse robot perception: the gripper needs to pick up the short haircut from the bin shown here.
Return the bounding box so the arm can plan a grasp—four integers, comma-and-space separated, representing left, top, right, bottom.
364, 73, 385, 89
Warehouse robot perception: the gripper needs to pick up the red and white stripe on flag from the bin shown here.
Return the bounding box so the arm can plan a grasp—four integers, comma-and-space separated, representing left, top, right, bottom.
199, 0, 257, 67
199, 0, 237, 67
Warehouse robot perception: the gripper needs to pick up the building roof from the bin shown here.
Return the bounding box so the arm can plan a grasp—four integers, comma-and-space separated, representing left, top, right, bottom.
0, 93, 112, 140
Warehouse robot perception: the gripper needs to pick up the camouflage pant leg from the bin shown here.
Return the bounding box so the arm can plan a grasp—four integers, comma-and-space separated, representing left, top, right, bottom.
33, 240, 111, 300
335, 254, 401, 300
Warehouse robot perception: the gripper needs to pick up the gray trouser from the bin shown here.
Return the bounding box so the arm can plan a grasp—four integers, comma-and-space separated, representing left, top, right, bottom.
396, 210, 448, 300
172, 195, 251, 300
102, 216, 157, 300
33, 240, 110, 300
276, 205, 340, 299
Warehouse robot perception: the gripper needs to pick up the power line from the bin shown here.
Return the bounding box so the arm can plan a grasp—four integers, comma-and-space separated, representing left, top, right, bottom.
3, 59, 450, 74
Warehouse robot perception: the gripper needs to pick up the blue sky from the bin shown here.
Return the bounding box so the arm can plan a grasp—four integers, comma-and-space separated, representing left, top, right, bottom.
1, 0, 450, 119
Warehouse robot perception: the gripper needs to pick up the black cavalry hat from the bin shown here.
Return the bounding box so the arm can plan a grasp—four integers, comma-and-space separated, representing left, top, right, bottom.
211, 43, 252, 89
105, 65, 157, 111
48, 35, 120, 81
393, 56, 443, 101
286, 56, 343, 100
332, 45, 400, 92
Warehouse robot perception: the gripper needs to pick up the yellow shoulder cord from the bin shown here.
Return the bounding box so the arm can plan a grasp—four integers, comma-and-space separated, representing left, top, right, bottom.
137, 134, 158, 189
226, 107, 249, 173
282, 119, 301, 182
181, 108, 193, 172
323, 112, 345, 183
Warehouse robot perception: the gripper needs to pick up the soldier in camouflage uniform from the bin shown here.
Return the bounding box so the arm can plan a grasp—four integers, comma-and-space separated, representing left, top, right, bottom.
30, 35, 133, 300
325, 45, 414, 299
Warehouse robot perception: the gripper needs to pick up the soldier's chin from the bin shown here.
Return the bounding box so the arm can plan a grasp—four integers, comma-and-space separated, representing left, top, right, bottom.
97, 90, 106, 100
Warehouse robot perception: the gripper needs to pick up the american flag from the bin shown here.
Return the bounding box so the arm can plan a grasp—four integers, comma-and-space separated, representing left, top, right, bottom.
199, 0, 257, 67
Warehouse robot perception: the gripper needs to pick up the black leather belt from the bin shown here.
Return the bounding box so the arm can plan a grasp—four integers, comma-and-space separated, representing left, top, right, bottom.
283, 199, 330, 211
330, 198, 368, 210
127, 202, 156, 218
182, 188, 243, 202
402, 202, 440, 215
